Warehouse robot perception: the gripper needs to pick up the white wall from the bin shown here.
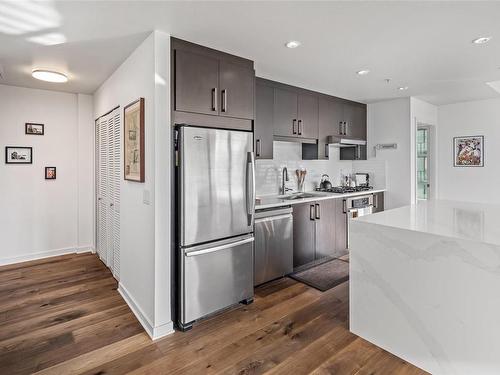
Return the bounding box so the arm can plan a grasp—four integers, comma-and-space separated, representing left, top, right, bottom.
77, 94, 95, 249
0, 85, 94, 264
367, 98, 412, 209
437, 98, 500, 204
93, 31, 172, 339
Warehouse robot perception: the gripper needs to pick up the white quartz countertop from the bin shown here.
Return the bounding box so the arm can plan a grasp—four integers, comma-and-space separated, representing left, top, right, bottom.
356, 199, 500, 246
255, 188, 386, 210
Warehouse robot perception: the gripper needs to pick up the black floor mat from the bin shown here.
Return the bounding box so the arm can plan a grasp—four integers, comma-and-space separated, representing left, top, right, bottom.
289, 258, 349, 292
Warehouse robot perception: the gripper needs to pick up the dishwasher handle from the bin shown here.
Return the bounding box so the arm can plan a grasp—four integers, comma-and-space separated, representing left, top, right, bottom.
255, 213, 292, 224
255, 206, 292, 220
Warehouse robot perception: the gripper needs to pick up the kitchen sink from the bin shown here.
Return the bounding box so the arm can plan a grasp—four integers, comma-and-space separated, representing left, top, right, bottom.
282, 193, 316, 200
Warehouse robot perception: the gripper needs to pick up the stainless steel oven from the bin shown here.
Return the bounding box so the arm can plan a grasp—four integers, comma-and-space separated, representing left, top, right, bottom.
343, 194, 374, 248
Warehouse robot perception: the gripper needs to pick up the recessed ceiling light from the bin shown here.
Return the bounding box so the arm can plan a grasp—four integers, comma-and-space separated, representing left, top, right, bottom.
472, 37, 491, 45
398, 86, 409, 91
357, 70, 370, 75
285, 40, 301, 49
32, 69, 68, 83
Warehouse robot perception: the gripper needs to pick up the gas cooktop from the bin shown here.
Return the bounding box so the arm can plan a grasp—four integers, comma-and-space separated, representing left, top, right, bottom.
315, 186, 373, 194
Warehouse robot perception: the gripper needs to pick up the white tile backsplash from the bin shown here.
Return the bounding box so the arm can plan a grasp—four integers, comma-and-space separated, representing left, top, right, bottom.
256, 142, 354, 196
352, 159, 387, 190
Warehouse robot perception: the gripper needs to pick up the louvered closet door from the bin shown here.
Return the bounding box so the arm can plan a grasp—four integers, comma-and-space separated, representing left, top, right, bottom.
97, 116, 109, 265
108, 109, 121, 279
96, 108, 121, 280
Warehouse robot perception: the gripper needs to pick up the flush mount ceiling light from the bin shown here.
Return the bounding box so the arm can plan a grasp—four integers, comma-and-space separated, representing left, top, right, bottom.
486, 80, 500, 94
398, 86, 409, 91
357, 70, 370, 75
285, 40, 301, 49
32, 69, 67, 83
472, 37, 491, 45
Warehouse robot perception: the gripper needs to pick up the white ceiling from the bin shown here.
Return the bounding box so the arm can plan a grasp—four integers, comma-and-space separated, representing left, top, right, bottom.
1, 1, 500, 105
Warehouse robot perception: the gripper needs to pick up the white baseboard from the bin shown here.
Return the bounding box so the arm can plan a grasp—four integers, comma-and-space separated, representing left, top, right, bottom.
0, 246, 90, 266
77, 245, 95, 254
118, 283, 174, 340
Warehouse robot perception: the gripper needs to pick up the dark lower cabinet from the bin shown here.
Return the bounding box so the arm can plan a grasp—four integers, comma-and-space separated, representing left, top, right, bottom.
373, 192, 385, 213
335, 199, 347, 252
292, 203, 316, 268
293, 199, 345, 269
314, 199, 337, 259
255, 81, 274, 159
175, 49, 219, 115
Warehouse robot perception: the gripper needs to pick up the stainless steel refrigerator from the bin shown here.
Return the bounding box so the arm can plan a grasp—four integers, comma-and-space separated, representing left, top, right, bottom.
175, 125, 255, 331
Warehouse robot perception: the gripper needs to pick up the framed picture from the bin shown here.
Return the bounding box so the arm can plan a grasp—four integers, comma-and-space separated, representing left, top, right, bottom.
5, 146, 32, 164
124, 98, 145, 182
45, 167, 56, 180
453, 136, 484, 167
25, 123, 44, 135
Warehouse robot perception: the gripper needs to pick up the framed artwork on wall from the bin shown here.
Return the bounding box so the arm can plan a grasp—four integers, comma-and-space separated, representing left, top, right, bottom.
45, 167, 56, 179
5, 146, 33, 164
453, 136, 484, 167
124, 98, 145, 182
25, 123, 44, 135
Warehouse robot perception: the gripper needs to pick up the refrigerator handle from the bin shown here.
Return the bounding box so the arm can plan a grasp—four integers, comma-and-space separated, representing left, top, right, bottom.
246, 151, 256, 226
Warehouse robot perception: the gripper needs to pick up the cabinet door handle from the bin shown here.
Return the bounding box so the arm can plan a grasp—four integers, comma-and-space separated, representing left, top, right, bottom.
315, 203, 320, 219
256, 139, 261, 157
298, 120, 302, 135
221, 89, 227, 113
292, 119, 297, 135
310, 204, 315, 221
211, 88, 217, 111
344, 121, 348, 135
339, 121, 343, 135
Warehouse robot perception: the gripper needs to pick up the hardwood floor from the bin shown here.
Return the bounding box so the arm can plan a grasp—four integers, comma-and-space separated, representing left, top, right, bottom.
0, 253, 428, 374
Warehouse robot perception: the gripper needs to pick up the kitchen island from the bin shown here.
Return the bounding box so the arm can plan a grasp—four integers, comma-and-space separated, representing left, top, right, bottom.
350, 200, 500, 375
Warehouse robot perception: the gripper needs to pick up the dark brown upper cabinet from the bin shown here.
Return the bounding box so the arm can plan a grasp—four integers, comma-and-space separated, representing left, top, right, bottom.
172, 38, 254, 130
175, 50, 219, 116
273, 88, 298, 137
318, 98, 344, 159
254, 76, 366, 160
343, 102, 367, 140
273, 88, 318, 139
254, 81, 274, 159
297, 94, 319, 139
219, 61, 254, 120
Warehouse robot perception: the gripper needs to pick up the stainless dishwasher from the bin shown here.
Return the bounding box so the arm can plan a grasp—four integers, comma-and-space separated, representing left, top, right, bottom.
254, 206, 293, 286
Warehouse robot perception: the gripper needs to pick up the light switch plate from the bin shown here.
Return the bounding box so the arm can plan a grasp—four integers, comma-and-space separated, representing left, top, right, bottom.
143, 189, 151, 205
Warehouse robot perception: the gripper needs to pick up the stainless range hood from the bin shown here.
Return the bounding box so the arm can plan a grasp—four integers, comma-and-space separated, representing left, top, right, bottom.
326, 135, 367, 147
326, 135, 367, 160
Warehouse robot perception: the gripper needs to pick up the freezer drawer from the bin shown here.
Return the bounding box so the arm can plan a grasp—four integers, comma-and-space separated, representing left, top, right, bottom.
254, 207, 293, 286
180, 235, 254, 326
